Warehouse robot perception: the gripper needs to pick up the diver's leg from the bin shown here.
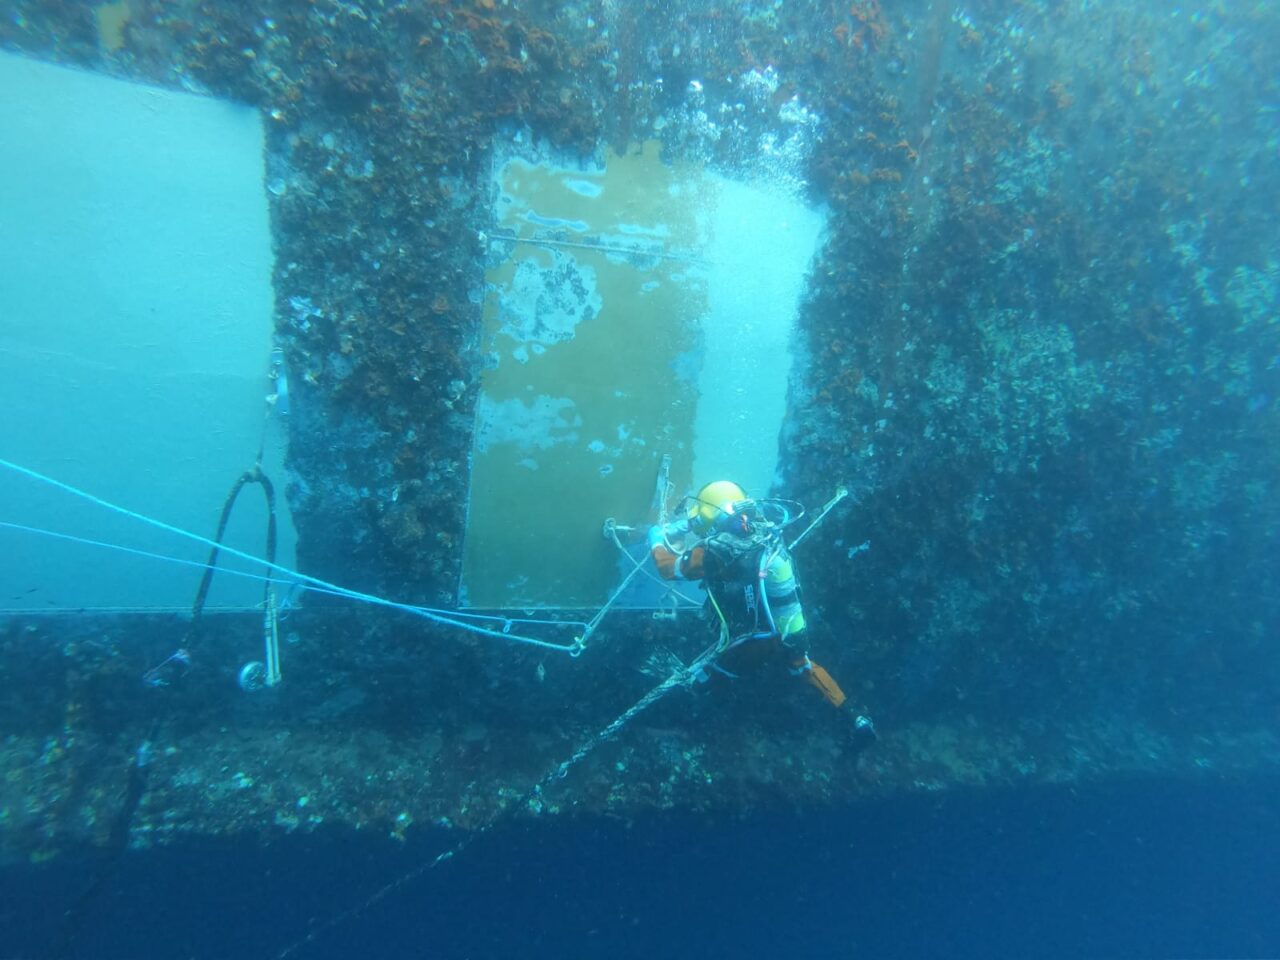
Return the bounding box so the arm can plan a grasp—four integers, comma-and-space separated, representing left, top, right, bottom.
787, 650, 847, 707
777, 625, 846, 707
784, 636, 877, 753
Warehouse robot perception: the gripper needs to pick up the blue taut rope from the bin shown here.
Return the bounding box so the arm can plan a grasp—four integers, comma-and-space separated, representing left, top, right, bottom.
0, 458, 585, 653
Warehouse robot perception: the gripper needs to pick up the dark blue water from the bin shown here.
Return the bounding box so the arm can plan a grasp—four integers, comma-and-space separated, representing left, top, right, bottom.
6, 775, 1278, 960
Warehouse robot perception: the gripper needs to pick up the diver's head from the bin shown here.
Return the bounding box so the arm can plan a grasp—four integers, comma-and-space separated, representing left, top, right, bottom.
688, 479, 750, 534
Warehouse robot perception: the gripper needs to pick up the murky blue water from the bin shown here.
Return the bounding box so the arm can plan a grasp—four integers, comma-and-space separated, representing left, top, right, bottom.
6, 779, 1279, 959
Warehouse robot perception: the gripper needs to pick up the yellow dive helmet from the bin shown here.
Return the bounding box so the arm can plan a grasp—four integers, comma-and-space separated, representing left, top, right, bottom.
689, 480, 747, 531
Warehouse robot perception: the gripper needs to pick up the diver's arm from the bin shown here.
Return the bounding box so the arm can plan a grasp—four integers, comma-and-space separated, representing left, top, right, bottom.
647, 519, 707, 580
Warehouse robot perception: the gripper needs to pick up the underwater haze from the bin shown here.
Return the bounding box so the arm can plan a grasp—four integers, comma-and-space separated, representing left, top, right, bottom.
1, 1, 1278, 958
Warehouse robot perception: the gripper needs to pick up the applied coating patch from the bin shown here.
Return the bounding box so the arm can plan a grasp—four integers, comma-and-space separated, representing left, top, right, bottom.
460, 140, 824, 609
0, 52, 298, 614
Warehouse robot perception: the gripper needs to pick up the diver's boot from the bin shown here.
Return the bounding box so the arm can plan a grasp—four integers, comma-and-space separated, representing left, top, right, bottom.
847, 713, 878, 755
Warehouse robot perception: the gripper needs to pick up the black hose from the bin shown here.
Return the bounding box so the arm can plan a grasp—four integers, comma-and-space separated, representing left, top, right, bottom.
50, 467, 278, 959
190, 466, 278, 626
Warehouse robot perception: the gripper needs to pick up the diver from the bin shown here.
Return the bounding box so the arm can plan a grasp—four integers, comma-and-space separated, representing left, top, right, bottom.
648, 480, 877, 754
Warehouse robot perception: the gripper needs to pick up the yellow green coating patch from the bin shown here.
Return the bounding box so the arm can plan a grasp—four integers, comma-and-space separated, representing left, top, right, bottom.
95, 1, 130, 52
462, 143, 708, 608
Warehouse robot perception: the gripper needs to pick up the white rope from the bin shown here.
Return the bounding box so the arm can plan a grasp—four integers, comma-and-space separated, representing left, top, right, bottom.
275, 640, 720, 960
548, 642, 717, 781
607, 525, 703, 607
788, 485, 849, 550
577, 552, 648, 644
274, 482, 851, 958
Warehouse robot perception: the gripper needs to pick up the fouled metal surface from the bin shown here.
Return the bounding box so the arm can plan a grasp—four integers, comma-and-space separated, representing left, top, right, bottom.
0, 0, 1277, 861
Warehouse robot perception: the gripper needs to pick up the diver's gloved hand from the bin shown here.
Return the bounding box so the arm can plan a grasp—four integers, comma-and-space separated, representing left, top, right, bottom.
647, 524, 665, 551
848, 713, 878, 755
